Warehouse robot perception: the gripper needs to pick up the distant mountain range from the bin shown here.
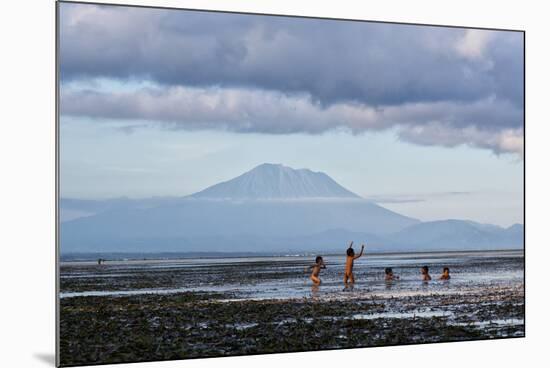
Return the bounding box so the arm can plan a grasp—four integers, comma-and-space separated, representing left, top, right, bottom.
60, 163, 523, 254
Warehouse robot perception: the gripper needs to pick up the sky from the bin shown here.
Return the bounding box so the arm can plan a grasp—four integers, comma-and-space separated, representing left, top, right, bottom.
58, 3, 524, 227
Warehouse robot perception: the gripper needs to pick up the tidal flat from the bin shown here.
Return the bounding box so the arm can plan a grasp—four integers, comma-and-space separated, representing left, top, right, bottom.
59, 251, 524, 366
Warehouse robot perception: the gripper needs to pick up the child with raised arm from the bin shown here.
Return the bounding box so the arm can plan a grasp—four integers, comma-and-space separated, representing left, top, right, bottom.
439, 267, 451, 280
308, 256, 326, 286
343, 242, 365, 290
421, 265, 432, 281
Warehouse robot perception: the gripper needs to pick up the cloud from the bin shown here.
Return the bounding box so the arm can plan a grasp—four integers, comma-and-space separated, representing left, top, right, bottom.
61, 84, 523, 155
59, 3, 524, 107
455, 29, 496, 61
369, 198, 426, 204
368, 191, 473, 204
117, 124, 151, 135
58, 3, 524, 158
397, 122, 524, 157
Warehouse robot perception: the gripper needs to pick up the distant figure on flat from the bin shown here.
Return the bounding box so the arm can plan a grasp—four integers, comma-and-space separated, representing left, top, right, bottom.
307, 256, 326, 286
421, 265, 432, 281
439, 267, 451, 280
343, 241, 365, 290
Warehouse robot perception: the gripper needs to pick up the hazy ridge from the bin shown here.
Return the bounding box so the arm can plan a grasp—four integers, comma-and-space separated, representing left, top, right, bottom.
61, 164, 523, 254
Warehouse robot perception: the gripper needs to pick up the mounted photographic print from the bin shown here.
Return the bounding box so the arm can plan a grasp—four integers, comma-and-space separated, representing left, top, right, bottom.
56, 1, 525, 366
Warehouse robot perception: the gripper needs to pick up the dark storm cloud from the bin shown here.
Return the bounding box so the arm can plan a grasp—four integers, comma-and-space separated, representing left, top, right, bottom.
58, 3, 524, 156
59, 3, 523, 109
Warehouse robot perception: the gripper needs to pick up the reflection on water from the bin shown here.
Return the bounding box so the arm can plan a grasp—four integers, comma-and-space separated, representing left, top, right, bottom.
60, 250, 524, 300
311, 284, 320, 299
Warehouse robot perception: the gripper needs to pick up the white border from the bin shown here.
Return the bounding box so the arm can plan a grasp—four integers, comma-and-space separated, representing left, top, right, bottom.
2, 1, 548, 368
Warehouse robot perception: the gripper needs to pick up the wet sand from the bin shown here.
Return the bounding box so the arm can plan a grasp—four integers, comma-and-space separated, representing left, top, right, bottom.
59, 250, 524, 366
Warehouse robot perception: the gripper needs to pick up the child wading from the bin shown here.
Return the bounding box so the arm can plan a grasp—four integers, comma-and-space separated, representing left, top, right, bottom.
421, 265, 432, 281
343, 242, 365, 290
440, 267, 451, 280
384, 267, 399, 281
308, 256, 326, 286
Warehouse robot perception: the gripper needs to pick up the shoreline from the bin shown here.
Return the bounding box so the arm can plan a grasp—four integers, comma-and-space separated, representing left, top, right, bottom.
59, 248, 524, 265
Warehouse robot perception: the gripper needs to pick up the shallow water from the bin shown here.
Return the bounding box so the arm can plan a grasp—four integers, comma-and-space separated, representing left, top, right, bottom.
60, 249, 524, 300
59, 250, 524, 365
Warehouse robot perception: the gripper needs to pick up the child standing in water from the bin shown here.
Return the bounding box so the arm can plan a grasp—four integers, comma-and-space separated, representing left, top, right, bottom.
344, 242, 365, 290
384, 267, 400, 281
421, 265, 432, 281
439, 267, 451, 280
308, 256, 326, 285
